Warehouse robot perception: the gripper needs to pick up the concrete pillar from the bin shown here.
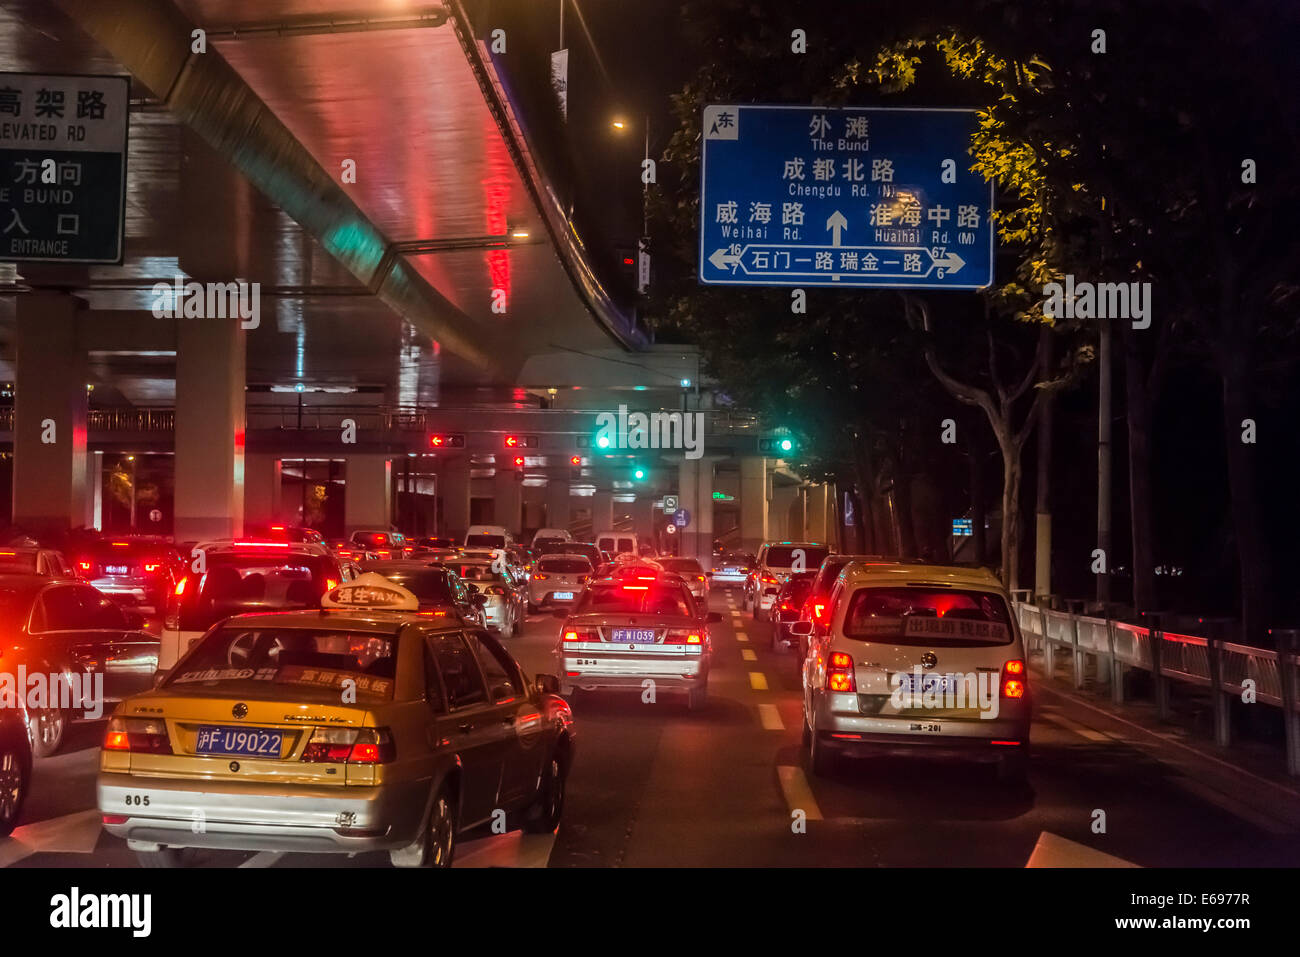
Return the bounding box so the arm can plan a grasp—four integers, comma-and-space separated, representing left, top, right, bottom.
591, 491, 614, 536
631, 495, 655, 543
174, 319, 245, 542
791, 486, 807, 541
678, 457, 715, 564
494, 465, 522, 536
14, 293, 88, 537
771, 485, 797, 540
807, 483, 829, 543
244, 454, 282, 525
85, 450, 103, 531
440, 457, 470, 541
546, 476, 571, 531
345, 455, 391, 535
739, 456, 768, 552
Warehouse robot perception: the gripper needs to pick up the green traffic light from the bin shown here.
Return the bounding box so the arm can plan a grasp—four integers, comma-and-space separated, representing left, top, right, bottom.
779, 438, 793, 453
634, 468, 646, 480
596, 434, 611, 449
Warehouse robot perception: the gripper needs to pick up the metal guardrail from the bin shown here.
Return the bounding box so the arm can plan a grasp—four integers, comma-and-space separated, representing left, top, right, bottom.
1013, 594, 1300, 776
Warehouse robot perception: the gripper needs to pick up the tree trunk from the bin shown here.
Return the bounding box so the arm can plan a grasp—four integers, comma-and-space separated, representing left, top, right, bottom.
998, 436, 1022, 590
970, 450, 986, 566
1034, 335, 1054, 601
1221, 361, 1270, 643
893, 473, 917, 558
1123, 330, 1156, 613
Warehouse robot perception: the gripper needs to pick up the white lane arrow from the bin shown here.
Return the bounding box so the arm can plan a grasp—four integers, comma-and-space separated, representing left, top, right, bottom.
825, 210, 847, 247
708, 248, 742, 270
934, 250, 965, 274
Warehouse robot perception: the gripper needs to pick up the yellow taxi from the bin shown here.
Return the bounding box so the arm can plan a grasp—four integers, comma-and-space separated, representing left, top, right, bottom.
97, 574, 574, 868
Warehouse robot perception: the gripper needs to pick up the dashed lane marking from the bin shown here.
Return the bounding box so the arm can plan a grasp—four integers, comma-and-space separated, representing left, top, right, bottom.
749, 671, 769, 691
777, 765, 822, 820
1040, 711, 1111, 743
735, 632, 748, 643
741, 648, 757, 661
758, 703, 784, 730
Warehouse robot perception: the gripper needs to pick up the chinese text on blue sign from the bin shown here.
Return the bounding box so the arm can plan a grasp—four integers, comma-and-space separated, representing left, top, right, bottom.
0, 73, 130, 264
699, 105, 993, 290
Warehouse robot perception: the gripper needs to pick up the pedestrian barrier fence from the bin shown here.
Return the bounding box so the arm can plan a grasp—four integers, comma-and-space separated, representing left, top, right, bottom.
1011, 592, 1300, 776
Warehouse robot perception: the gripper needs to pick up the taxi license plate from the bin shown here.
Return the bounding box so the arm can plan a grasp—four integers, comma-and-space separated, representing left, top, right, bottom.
612, 628, 657, 643
106, 565, 129, 576
896, 673, 961, 695
553, 591, 575, 600
195, 726, 283, 757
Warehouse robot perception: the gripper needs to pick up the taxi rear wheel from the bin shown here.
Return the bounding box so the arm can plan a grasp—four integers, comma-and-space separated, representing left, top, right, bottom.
392, 788, 458, 868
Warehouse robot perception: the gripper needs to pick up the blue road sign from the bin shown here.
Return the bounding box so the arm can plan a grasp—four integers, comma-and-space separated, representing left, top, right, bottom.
673, 509, 691, 528
952, 518, 974, 537
699, 105, 993, 290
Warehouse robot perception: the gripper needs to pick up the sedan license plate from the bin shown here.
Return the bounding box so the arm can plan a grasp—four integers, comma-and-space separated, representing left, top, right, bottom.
195, 726, 283, 758
106, 565, 129, 576
611, 628, 657, 644
553, 591, 575, 600
897, 673, 962, 696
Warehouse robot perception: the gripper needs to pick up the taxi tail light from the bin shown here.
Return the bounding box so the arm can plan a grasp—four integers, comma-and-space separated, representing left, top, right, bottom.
1002, 659, 1027, 699
143, 563, 161, 573
104, 716, 172, 755
563, 628, 597, 642
173, 577, 189, 596
827, 651, 856, 693
485, 585, 507, 596
77, 560, 93, 574
665, 628, 703, 645
813, 603, 827, 620
533, 573, 549, 580
302, 727, 395, 764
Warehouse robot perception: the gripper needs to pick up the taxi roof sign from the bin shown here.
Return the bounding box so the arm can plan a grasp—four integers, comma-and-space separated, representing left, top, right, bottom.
321, 572, 420, 612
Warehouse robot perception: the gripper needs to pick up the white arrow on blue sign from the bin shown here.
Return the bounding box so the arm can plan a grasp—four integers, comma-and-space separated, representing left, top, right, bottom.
699, 105, 994, 290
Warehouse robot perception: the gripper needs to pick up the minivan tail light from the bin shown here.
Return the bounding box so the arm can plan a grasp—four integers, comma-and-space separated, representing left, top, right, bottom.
1002, 659, 1027, 699
827, 651, 856, 692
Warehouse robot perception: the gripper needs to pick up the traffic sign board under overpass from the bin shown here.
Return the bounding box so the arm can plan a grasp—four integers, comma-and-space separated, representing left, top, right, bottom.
699, 105, 993, 290
0, 73, 130, 264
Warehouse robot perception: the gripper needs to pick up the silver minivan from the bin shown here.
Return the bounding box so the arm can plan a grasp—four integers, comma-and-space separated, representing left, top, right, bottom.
797, 562, 1030, 782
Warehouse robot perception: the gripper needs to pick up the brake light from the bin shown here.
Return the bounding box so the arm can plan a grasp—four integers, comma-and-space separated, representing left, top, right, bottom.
372, 535, 385, 544
1002, 659, 1027, 699
564, 628, 597, 642
813, 603, 826, 620
144, 563, 160, 573
301, 727, 395, 764
417, 609, 449, 616
111, 541, 129, 547
696, 575, 706, 582
174, 576, 188, 596
487, 586, 506, 596
104, 717, 172, 754
533, 573, 548, 580
827, 651, 856, 692
324, 578, 338, 591
665, 628, 702, 644
762, 575, 777, 584
78, 560, 92, 572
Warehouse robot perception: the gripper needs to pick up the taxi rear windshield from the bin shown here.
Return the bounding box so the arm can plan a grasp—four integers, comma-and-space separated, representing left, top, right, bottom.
843, 587, 1013, 647
455, 564, 501, 581
169, 626, 398, 701
659, 559, 704, 575
465, 534, 506, 549
764, 546, 830, 568
577, 583, 692, 617
175, 554, 333, 630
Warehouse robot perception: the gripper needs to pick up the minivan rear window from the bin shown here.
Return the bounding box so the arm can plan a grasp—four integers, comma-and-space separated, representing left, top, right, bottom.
842, 587, 1013, 646
465, 534, 506, 549
764, 546, 830, 568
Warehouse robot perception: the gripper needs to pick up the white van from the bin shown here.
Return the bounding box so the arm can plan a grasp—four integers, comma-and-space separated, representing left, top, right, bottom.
531, 527, 573, 548
595, 530, 638, 558
463, 525, 513, 554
